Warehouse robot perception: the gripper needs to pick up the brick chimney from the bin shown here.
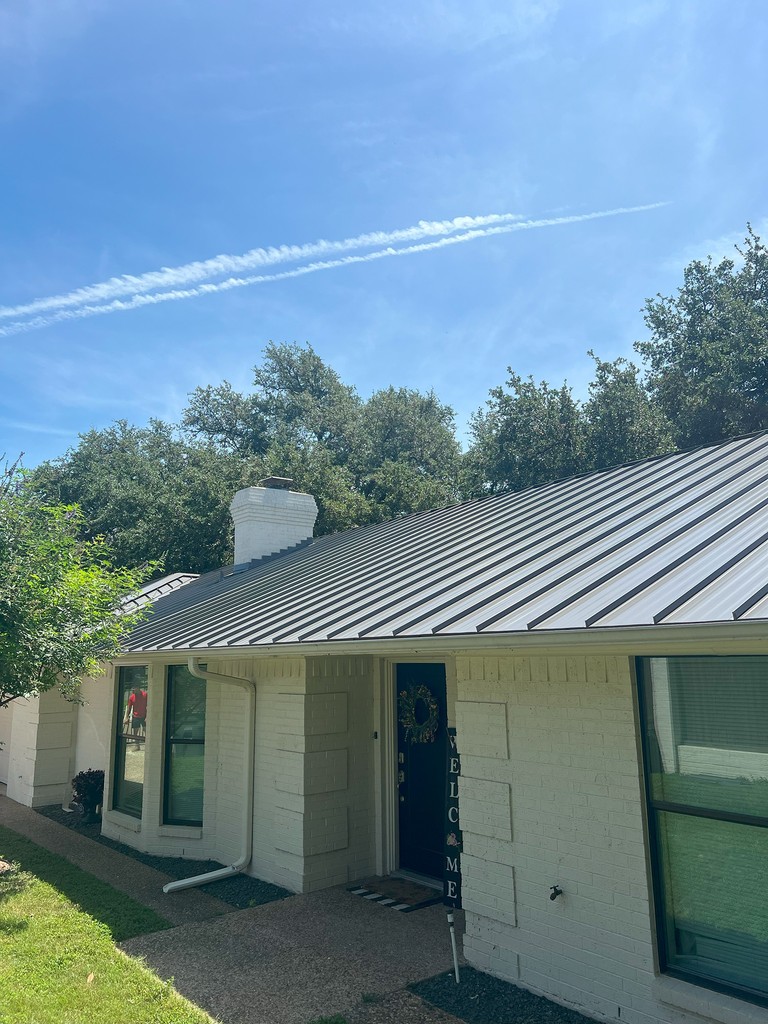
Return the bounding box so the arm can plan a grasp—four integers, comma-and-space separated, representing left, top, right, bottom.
229, 478, 318, 564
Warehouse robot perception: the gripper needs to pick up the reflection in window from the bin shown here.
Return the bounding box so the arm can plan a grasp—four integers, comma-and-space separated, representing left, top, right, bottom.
113, 666, 148, 818
638, 657, 768, 1005
163, 665, 206, 826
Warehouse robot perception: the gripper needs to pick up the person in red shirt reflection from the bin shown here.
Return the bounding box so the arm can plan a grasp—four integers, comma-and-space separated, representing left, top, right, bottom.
126, 687, 148, 737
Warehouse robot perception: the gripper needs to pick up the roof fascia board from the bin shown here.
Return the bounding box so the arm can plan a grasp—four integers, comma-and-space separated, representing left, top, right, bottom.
116, 621, 768, 664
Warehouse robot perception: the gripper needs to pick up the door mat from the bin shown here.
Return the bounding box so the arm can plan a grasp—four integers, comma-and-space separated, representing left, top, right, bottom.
348, 876, 443, 913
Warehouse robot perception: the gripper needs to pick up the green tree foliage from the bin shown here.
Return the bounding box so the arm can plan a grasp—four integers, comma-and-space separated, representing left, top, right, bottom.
183, 343, 461, 530
30, 422, 250, 574
466, 373, 585, 494
357, 387, 461, 519
0, 461, 153, 708
259, 438, 371, 536
253, 342, 362, 460
182, 380, 269, 456
637, 226, 768, 447
584, 352, 674, 468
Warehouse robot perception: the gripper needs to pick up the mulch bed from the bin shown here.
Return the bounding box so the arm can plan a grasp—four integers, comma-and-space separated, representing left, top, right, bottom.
36, 805, 291, 910
411, 967, 594, 1024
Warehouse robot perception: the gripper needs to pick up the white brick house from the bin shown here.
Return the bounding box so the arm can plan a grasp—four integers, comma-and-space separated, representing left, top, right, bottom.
3, 438, 768, 1024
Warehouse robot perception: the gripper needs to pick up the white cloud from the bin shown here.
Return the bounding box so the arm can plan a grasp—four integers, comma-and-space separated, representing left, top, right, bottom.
0, 202, 668, 337
0, 212, 524, 321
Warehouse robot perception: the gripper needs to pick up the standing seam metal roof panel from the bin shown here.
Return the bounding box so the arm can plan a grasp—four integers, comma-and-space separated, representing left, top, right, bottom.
122, 432, 768, 652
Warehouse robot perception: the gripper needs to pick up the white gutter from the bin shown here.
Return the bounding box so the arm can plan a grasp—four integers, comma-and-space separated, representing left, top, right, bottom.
162, 657, 256, 895
127, 618, 768, 664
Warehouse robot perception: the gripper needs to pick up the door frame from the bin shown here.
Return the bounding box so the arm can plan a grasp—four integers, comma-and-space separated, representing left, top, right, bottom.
375, 657, 452, 878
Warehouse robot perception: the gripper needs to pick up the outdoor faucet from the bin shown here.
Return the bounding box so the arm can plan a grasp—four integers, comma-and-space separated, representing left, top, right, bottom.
549, 885, 563, 901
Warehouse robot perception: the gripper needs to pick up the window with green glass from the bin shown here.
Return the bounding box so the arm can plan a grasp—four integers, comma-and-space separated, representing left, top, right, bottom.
637, 656, 768, 1006
113, 665, 148, 818
163, 665, 206, 826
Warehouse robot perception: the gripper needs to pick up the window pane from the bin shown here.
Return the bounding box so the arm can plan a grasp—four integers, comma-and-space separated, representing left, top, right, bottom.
113, 666, 148, 818
644, 657, 768, 819
658, 811, 768, 995
168, 666, 206, 741
164, 665, 206, 826
113, 741, 145, 817
166, 742, 204, 824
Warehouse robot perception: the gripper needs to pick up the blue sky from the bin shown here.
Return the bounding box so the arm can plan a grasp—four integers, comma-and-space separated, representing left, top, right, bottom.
2, 0, 766, 467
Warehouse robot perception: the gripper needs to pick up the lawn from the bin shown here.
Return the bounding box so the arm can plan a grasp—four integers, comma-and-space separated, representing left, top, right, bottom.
0, 830, 218, 1024
0, 826, 172, 942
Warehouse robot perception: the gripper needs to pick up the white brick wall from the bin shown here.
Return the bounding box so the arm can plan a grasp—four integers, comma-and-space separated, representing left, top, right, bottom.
301, 656, 377, 890
455, 651, 760, 1024
98, 653, 377, 895
6, 689, 77, 806
74, 672, 114, 776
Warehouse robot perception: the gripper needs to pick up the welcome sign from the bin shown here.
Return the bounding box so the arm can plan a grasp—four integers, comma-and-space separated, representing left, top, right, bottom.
444, 726, 462, 907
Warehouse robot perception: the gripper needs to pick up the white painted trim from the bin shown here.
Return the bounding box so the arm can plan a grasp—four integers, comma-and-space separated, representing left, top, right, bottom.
104, 809, 141, 832
651, 975, 765, 1024
376, 659, 397, 877
382, 663, 399, 880
119, 619, 768, 662
158, 824, 203, 840
373, 658, 383, 876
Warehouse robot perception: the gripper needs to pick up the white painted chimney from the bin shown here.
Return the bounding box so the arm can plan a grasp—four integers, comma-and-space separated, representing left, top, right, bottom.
229, 478, 318, 564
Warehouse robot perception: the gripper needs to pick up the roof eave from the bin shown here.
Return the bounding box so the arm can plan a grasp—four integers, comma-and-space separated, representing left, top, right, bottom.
115, 618, 768, 663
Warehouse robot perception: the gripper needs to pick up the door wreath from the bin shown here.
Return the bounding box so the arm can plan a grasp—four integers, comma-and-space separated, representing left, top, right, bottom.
398, 684, 440, 744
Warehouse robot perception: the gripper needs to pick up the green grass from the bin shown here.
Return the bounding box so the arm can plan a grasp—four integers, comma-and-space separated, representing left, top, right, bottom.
0, 855, 216, 1024
0, 826, 170, 942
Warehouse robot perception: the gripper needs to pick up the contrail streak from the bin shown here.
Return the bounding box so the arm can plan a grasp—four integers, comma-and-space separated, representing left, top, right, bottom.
0, 203, 667, 337
0, 212, 525, 321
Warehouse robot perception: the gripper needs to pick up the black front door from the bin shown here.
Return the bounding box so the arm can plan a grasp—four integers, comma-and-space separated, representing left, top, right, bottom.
396, 663, 447, 879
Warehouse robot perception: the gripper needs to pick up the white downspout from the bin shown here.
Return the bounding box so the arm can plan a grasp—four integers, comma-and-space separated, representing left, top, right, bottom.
162, 657, 256, 894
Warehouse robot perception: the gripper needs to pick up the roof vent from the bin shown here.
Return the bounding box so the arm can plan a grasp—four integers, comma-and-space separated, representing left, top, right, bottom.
230, 483, 317, 564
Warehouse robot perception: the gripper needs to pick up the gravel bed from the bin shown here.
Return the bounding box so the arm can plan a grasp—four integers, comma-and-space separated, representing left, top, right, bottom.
37, 804, 291, 909
411, 967, 594, 1024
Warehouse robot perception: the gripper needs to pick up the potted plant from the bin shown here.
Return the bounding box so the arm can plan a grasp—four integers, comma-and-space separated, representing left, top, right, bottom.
71, 769, 104, 823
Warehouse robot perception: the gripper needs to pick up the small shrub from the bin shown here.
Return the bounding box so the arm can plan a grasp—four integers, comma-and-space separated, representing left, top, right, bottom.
71, 769, 105, 822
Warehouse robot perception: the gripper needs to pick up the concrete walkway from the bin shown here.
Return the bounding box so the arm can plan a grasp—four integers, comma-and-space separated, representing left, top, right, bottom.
0, 794, 231, 926
1, 793, 464, 1023
122, 886, 464, 1024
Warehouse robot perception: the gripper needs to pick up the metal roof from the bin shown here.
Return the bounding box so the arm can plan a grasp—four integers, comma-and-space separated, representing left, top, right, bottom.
122, 572, 199, 613
124, 432, 768, 652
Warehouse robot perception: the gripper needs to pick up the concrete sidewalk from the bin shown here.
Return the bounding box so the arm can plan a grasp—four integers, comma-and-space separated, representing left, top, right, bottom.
123, 886, 464, 1024
0, 793, 231, 927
